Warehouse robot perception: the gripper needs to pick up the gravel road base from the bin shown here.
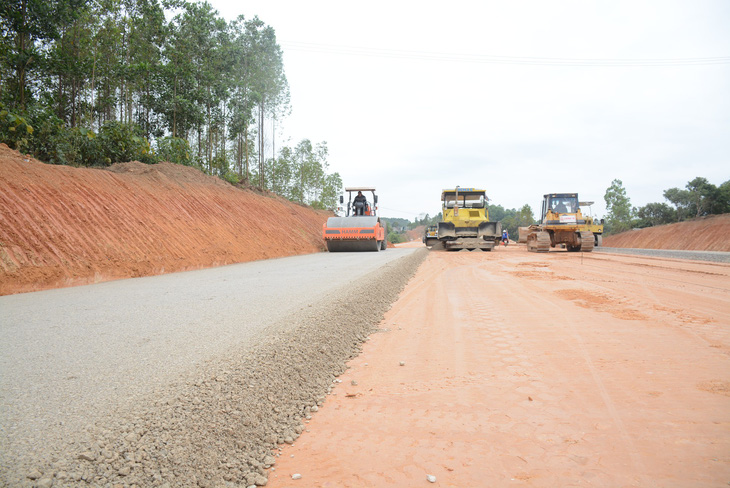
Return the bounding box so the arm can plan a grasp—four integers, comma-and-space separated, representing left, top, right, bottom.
595, 246, 730, 263
3, 249, 427, 488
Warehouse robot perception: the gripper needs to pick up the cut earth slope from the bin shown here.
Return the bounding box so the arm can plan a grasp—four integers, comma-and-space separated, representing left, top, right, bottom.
0, 144, 330, 295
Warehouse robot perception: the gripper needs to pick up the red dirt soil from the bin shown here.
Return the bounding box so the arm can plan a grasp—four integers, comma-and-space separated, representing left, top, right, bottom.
0, 144, 330, 296
603, 213, 730, 251
405, 225, 425, 242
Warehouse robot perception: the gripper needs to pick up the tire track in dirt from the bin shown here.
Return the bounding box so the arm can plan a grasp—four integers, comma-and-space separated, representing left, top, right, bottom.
268, 248, 729, 486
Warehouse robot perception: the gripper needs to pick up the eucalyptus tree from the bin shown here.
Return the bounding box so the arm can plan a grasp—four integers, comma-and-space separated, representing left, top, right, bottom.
267, 144, 294, 197
158, 7, 197, 139
244, 16, 288, 188
92, 0, 125, 125
289, 139, 337, 206
227, 15, 258, 182
194, 3, 230, 173
319, 171, 343, 210
124, 0, 165, 137
45, 1, 95, 127
0, 0, 87, 110
604, 179, 634, 234
165, 1, 229, 171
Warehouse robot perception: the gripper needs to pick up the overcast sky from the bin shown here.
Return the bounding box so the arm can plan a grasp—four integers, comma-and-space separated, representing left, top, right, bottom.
208, 0, 729, 220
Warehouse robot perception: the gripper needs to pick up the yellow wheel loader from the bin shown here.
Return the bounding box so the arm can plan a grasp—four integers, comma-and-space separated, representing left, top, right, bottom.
431, 187, 501, 251
523, 193, 596, 252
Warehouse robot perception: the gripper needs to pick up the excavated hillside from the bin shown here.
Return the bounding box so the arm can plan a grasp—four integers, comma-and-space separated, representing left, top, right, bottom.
0, 144, 330, 296
603, 213, 730, 251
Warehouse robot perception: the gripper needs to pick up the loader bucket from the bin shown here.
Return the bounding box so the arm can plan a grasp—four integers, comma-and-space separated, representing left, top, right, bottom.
477, 221, 501, 239
437, 221, 456, 239
517, 227, 530, 244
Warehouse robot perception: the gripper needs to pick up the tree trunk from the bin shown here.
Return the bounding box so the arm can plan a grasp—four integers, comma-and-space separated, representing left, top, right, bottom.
243, 125, 249, 182
197, 125, 202, 165
236, 133, 242, 179
207, 101, 212, 173
90, 47, 96, 128
258, 100, 264, 188
18, 0, 28, 110
172, 76, 177, 138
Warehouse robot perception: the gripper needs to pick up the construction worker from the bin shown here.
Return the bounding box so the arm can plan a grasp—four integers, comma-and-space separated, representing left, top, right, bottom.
502, 229, 509, 246
353, 191, 367, 215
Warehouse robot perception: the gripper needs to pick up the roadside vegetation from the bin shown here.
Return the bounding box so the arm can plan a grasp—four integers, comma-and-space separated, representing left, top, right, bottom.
0, 0, 341, 209
603, 177, 730, 235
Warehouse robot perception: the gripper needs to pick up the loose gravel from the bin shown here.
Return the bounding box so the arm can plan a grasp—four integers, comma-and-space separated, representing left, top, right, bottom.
1, 249, 427, 487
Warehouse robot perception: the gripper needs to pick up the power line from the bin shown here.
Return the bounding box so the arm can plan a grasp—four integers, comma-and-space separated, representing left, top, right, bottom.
281, 41, 730, 67
378, 206, 424, 216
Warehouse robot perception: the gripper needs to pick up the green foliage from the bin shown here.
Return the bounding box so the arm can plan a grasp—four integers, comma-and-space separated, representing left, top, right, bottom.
1, 0, 291, 188
0, 0, 86, 109
488, 204, 506, 221
0, 103, 34, 152
382, 220, 405, 243
220, 170, 240, 185
269, 139, 341, 208
409, 213, 441, 229
607, 176, 729, 234
385, 218, 410, 232
635, 202, 675, 228
604, 179, 634, 234
500, 204, 535, 239
663, 177, 729, 222
64, 126, 98, 166
662, 186, 691, 221
714, 180, 730, 215
156, 137, 193, 166
684, 177, 716, 218
388, 232, 406, 244
96, 121, 154, 165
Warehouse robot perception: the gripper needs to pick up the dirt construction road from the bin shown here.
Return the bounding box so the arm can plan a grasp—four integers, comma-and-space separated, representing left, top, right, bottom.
267, 245, 730, 487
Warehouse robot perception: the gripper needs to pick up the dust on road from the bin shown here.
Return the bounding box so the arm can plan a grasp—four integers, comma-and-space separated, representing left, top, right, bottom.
267, 245, 730, 487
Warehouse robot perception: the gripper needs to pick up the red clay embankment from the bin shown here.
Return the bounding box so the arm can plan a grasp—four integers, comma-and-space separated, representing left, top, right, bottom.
603, 213, 730, 251
0, 144, 330, 295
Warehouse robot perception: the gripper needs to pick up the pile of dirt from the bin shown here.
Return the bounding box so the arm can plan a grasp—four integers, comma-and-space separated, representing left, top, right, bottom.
603, 214, 730, 251
404, 225, 425, 242
0, 144, 331, 295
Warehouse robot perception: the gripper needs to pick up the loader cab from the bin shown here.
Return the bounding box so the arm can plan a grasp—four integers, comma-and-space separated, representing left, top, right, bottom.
442, 190, 486, 209
342, 187, 378, 217
441, 188, 489, 223
541, 193, 579, 222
